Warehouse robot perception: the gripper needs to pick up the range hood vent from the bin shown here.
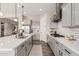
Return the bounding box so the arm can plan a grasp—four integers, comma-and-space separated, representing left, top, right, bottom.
53, 3, 62, 23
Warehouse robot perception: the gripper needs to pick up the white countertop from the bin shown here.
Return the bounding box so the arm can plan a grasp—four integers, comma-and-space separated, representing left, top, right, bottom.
0, 33, 37, 51
48, 34, 79, 55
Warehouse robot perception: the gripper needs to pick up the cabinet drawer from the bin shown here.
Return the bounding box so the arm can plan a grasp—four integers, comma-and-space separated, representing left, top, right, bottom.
63, 46, 79, 56
17, 46, 26, 56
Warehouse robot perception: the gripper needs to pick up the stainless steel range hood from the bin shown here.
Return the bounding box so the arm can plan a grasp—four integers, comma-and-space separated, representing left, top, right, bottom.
53, 3, 63, 23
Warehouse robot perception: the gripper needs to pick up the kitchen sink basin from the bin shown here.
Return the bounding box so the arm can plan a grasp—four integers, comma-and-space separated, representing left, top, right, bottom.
50, 34, 65, 37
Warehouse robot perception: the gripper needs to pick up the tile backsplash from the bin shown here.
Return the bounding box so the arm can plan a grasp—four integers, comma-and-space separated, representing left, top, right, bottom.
57, 22, 79, 40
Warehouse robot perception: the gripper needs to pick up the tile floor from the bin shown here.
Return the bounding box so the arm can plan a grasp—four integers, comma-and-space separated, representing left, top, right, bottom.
29, 45, 42, 56
29, 40, 55, 56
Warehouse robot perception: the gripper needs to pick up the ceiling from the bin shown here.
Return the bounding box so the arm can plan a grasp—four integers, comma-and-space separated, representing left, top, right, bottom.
1, 3, 56, 17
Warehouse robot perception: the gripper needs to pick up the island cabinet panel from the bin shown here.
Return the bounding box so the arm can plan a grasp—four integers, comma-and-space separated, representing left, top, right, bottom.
0, 33, 34, 56
17, 45, 26, 56
25, 37, 33, 55
16, 36, 33, 56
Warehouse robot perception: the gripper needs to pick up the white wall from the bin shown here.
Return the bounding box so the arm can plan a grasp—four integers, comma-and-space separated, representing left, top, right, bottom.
40, 13, 48, 42
39, 9, 56, 42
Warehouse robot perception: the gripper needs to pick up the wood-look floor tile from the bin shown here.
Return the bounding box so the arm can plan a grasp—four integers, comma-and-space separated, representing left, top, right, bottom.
33, 40, 55, 56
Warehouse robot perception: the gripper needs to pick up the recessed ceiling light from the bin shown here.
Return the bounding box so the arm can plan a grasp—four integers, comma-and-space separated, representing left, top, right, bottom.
17, 4, 21, 7
40, 8, 43, 11
14, 18, 18, 22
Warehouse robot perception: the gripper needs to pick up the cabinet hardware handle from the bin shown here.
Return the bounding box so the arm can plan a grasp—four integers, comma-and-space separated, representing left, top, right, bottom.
65, 49, 71, 54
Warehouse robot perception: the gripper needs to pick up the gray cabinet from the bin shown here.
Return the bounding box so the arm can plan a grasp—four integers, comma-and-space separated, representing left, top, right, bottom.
17, 43, 26, 56
16, 36, 33, 56
47, 35, 56, 55
47, 35, 79, 56
27, 37, 33, 55
25, 36, 33, 56
62, 3, 79, 27
47, 35, 56, 52
33, 33, 40, 40
63, 46, 78, 56
62, 4, 72, 27
55, 41, 63, 56
47, 35, 53, 50
74, 4, 79, 26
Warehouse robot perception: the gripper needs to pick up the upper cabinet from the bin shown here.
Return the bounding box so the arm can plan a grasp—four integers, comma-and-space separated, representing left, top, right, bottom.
62, 3, 79, 27
74, 4, 79, 26
62, 4, 72, 27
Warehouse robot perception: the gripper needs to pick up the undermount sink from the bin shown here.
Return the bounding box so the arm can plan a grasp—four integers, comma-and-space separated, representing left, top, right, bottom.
50, 34, 65, 37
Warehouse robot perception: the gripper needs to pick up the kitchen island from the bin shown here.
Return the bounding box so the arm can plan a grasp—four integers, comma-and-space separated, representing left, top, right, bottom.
0, 33, 36, 56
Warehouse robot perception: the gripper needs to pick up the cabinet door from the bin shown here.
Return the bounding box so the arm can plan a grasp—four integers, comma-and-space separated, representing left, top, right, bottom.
53, 39, 58, 56
29, 37, 32, 52
63, 46, 79, 56
55, 45, 59, 56
54, 41, 61, 56
26, 39, 30, 55
47, 35, 55, 53
62, 4, 72, 27
26, 37, 33, 55
47, 35, 53, 50
17, 46, 26, 56
74, 3, 79, 26
33, 33, 40, 40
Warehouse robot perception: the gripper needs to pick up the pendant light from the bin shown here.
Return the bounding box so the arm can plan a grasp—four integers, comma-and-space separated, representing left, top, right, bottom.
22, 5, 24, 21
0, 3, 3, 17
14, 3, 18, 22
21, 5, 24, 24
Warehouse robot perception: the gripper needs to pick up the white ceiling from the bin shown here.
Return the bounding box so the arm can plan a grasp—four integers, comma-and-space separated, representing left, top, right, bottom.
1, 3, 56, 17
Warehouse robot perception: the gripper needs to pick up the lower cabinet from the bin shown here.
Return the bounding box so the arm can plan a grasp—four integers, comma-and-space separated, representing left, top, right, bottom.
17, 45, 26, 56
26, 37, 33, 55
47, 35, 57, 55
63, 46, 78, 56
47, 35, 53, 50
54, 40, 64, 56
47, 35, 79, 56
16, 36, 33, 56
